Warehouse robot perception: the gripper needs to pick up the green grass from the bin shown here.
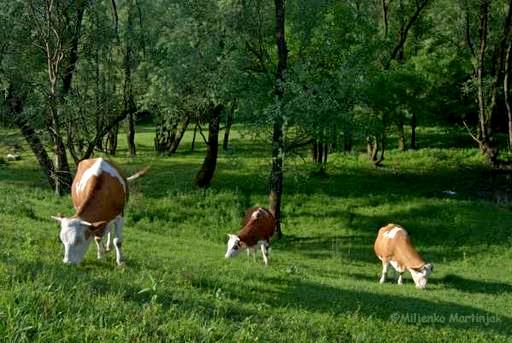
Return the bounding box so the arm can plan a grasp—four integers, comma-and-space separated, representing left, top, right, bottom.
1, 126, 512, 342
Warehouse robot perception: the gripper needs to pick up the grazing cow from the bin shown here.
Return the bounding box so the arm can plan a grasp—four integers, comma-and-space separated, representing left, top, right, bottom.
6, 153, 21, 161
225, 207, 276, 266
374, 224, 434, 289
52, 158, 147, 265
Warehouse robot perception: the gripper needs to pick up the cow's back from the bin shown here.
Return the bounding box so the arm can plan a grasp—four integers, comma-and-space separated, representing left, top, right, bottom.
374, 224, 425, 269
72, 158, 127, 224
240, 207, 276, 243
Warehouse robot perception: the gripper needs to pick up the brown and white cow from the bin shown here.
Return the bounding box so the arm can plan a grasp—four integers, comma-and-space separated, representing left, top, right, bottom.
52, 158, 147, 265
374, 223, 434, 289
225, 207, 276, 266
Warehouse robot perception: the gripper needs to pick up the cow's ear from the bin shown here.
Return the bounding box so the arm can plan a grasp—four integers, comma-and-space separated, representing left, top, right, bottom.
51, 215, 63, 223
80, 220, 93, 227
239, 241, 247, 248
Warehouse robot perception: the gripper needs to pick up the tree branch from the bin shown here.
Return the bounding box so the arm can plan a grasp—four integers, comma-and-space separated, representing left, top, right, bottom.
385, 0, 430, 69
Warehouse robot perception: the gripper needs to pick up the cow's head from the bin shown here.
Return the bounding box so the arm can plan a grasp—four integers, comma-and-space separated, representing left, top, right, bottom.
51, 216, 105, 264
225, 234, 246, 259
410, 263, 434, 289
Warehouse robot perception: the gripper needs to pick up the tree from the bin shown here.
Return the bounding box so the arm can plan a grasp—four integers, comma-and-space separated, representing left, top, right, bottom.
269, 0, 287, 239
195, 104, 223, 188
465, 0, 512, 165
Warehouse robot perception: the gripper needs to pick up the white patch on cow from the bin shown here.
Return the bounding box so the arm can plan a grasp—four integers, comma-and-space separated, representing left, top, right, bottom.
389, 260, 405, 273
251, 208, 266, 220
409, 263, 433, 289
57, 217, 92, 264
383, 226, 406, 239
77, 158, 126, 194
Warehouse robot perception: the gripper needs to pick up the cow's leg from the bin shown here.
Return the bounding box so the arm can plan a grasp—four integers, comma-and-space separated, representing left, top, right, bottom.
260, 241, 269, 266
379, 261, 389, 284
397, 272, 404, 285
247, 247, 256, 261
105, 232, 113, 252
105, 221, 114, 252
112, 215, 125, 266
94, 236, 105, 260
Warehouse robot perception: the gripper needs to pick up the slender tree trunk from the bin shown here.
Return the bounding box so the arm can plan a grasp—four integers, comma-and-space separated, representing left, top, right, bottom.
127, 111, 136, 156
385, 0, 430, 69
106, 124, 119, 155
169, 114, 191, 154
124, 2, 136, 157
476, 0, 499, 164
61, 2, 86, 95
367, 135, 377, 161
223, 99, 236, 150
344, 125, 353, 152
8, 85, 56, 189
382, 0, 389, 38
155, 116, 177, 153
270, 0, 287, 239
38, 0, 72, 194
191, 123, 198, 152
505, 38, 512, 150
195, 105, 223, 188
397, 119, 406, 151
48, 68, 72, 195
311, 140, 318, 162
411, 112, 417, 149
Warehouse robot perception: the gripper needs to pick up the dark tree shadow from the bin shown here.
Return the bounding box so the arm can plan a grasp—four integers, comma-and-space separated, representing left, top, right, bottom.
439, 274, 512, 295
196, 273, 512, 336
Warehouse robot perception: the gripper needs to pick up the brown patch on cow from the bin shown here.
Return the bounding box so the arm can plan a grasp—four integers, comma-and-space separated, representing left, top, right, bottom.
238, 207, 276, 247
70, 158, 127, 238
374, 224, 425, 270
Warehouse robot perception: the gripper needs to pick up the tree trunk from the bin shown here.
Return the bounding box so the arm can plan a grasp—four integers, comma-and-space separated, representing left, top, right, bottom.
7, 85, 56, 189
269, 0, 287, 239
169, 115, 191, 154
372, 134, 386, 167
106, 124, 119, 155
311, 140, 318, 162
397, 119, 406, 151
385, 0, 430, 69
191, 123, 198, 152
505, 40, 512, 150
49, 106, 72, 195
47, 73, 72, 195
61, 2, 86, 95
411, 112, 417, 150
195, 105, 223, 188
127, 111, 136, 156
223, 99, 236, 151
475, 0, 501, 165
38, 0, 73, 195
124, 2, 136, 157
155, 116, 178, 153
367, 136, 378, 161
368, 131, 386, 167
344, 125, 353, 152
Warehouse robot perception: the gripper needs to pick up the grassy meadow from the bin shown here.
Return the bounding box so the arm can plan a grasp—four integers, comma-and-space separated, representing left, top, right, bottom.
0, 126, 512, 342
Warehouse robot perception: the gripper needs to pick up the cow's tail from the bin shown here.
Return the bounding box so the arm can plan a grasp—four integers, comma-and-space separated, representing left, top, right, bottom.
127, 166, 150, 182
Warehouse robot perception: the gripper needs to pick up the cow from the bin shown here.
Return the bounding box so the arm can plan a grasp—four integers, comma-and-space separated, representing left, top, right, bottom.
51, 158, 148, 266
225, 207, 276, 266
6, 153, 21, 161
374, 223, 434, 289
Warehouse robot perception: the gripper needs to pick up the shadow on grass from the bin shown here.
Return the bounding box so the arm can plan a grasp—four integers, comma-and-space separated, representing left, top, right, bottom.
276, 234, 377, 263
439, 274, 512, 295
199, 273, 512, 336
